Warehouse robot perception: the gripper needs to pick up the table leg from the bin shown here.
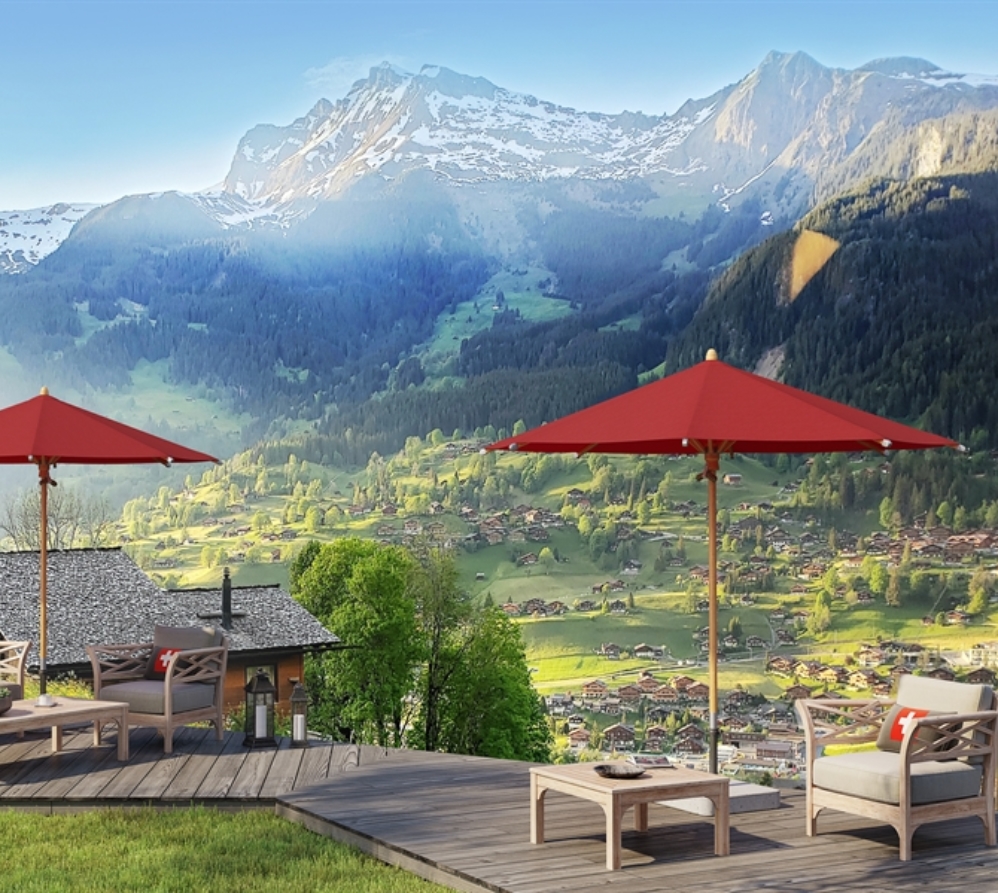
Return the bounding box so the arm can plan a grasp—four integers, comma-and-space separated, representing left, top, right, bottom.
605, 796, 623, 871
712, 791, 730, 856
530, 775, 545, 844
51, 724, 63, 753
116, 710, 129, 761
635, 801, 649, 831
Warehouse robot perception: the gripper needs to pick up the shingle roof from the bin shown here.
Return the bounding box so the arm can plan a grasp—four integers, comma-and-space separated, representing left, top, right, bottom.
0, 548, 338, 669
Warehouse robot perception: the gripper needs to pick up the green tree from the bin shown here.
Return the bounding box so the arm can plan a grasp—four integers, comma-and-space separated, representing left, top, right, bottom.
538, 546, 555, 573
295, 539, 422, 748
430, 608, 551, 761
937, 500, 953, 527
968, 568, 991, 615
406, 546, 470, 754
863, 555, 888, 598
879, 496, 895, 530
886, 567, 902, 608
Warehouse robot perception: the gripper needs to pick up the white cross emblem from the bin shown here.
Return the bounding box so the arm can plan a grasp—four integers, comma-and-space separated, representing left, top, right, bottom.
894, 708, 927, 740
156, 648, 180, 671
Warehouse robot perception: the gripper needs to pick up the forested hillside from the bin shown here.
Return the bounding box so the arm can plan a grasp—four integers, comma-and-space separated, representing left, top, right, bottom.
3, 167, 998, 464
666, 172, 998, 444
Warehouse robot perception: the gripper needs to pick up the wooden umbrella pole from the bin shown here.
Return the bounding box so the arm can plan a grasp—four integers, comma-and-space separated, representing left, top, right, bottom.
705, 452, 720, 775
38, 459, 51, 695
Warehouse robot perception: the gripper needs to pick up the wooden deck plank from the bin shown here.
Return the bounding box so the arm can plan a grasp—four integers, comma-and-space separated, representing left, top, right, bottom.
0, 728, 102, 799
162, 733, 243, 800
128, 732, 207, 800
0, 734, 60, 780
294, 738, 342, 787
258, 738, 307, 798
95, 728, 168, 799
228, 738, 288, 800
191, 730, 255, 799
52, 734, 132, 800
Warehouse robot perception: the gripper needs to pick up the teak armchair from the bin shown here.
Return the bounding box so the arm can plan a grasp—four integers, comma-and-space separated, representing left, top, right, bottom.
0, 640, 32, 700
87, 624, 228, 754
796, 675, 998, 860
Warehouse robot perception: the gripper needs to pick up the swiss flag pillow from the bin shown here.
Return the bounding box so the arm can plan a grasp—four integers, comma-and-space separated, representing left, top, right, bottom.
887, 707, 930, 743
146, 647, 182, 680
876, 704, 943, 752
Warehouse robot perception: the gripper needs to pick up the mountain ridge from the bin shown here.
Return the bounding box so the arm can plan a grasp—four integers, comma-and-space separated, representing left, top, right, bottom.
3, 51, 998, 271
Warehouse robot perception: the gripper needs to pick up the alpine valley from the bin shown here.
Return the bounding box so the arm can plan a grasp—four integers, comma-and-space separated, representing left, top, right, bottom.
3, 50, 998, 464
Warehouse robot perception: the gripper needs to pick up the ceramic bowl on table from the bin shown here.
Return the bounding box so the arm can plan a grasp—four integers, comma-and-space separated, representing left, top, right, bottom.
593, 763, 646, 779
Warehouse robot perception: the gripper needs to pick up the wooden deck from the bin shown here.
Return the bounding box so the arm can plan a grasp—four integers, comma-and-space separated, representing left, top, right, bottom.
277, 748, 998, 893
4, 726, 998, 891
0, 724, 359, 810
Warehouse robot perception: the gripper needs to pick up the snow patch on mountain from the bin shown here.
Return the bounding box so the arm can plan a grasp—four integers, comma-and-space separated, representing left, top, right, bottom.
0, 203, 97, 273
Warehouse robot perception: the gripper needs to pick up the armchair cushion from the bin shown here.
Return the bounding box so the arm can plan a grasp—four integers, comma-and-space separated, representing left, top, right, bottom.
101, 680, 218, 715
145, 624, 222, 680
876, 675, 990, 752
813, 750, 983, 805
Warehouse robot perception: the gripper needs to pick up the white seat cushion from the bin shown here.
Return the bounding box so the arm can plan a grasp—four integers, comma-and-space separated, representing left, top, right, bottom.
102, 680, 216, 715
813, 749, 983, 805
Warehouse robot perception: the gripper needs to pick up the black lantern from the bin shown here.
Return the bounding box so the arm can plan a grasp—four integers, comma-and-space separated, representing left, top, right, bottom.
290, 681, 310, 748
244, 671, 276, 747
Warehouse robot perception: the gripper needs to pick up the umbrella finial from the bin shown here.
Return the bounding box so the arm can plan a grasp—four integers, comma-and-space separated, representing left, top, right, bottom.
40, 386, 49, 396
705, 349, 718, 361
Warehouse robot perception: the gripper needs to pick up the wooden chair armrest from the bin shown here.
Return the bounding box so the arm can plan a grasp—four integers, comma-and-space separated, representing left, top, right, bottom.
86, 642, 153, 692
796, 697, 893, 749
902, 710, 998, 763
163, 644, 228, 685
0, 640, 32, 687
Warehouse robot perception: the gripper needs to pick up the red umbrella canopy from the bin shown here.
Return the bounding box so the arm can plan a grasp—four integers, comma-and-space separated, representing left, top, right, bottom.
0, 389, 218, 466
487, 351, 958, 456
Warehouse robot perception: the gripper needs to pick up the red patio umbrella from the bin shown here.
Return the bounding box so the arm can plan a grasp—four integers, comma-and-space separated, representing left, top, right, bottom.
0, 387, 218, 694
486, 350, 959, 773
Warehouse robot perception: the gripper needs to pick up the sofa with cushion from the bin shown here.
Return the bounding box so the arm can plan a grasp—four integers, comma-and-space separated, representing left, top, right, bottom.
87, 624, 228, 754
796, 674, 998, 860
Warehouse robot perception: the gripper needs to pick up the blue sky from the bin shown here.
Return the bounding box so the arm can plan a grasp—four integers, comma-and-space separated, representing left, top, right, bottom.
2, 0, 996, 208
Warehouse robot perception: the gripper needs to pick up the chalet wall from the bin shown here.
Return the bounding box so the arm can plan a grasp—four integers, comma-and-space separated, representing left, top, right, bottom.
223, 653, 306, 711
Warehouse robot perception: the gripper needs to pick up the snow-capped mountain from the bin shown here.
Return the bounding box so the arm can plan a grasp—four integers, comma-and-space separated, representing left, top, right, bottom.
217, 51, 998, 221
0, 203, 97, 273
222, 63, 712, 203
4, 51, 998, 271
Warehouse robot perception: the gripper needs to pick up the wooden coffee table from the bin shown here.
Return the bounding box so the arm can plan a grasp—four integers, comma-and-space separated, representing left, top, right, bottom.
0, 697, 129, 760
530, 762, 729, 870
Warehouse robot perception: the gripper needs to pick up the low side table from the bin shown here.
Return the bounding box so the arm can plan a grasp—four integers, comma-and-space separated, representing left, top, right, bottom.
0, 697, 129, 760
530, 763, 729, 870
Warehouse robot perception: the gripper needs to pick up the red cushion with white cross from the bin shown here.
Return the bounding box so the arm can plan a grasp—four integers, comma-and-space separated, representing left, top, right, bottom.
146, 647, 181, 680
876, 704, 944, 752
888, 707, 929, 742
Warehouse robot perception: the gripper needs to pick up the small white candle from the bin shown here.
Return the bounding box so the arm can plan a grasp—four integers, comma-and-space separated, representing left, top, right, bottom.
255, 704, 267, 738
293, 714, 306, 741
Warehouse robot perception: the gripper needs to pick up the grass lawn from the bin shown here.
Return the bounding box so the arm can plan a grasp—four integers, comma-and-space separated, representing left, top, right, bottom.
0, 808, 450, 893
